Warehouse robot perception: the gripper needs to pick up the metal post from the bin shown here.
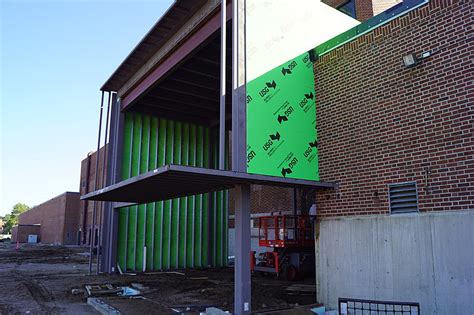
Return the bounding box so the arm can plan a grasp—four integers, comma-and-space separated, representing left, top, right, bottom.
234, 184, 251, 314
96, 91, 112, 274
219, 0, 227, 170
104, 96, 124, 273
232, 0, 251, 314
89, 90, 105, 274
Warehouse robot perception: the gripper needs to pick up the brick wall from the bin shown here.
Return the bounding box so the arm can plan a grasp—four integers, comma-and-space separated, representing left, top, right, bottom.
18, 192, 80, 244
64, 192, 81, 244
78, 146, 107, 245
11, 225, 41, 243
314, 0, 474, 217
323, 0, 375, 22
355, 0, 374, 21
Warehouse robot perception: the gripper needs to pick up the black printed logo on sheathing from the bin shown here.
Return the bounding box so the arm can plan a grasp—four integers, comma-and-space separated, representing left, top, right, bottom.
277, 115, 288, 124
281, 156, 299, 177
299, 92, 315, 112
266, 80, 277, 89
304, 140, 318, 161
263, 132, 281, 152
247, 150, 257, 164
247, 94, 253, 104
277, 105, 294, 124
281, 167, 292, 177
282, 60, 297, 76
259, 80, 278, 98
281, 67, 292, 76
269, 132, 281, 141
302, 53, 312, 68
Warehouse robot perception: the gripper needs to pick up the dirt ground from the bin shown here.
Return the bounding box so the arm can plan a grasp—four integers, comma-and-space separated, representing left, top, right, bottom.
0, 243, 317, 314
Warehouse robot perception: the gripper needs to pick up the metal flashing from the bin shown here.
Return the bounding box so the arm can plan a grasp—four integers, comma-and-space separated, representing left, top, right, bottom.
311, 0, 430, 58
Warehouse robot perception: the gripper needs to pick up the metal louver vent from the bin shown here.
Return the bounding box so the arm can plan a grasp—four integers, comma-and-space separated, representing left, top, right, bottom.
388, 182, 419, 214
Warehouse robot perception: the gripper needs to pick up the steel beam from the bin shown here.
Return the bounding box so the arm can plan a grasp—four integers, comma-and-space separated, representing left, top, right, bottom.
232, 0, 251, 314
121, 3, 232, 110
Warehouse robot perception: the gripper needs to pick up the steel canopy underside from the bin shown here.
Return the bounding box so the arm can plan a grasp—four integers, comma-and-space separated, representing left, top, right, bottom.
81, 164, 335, 204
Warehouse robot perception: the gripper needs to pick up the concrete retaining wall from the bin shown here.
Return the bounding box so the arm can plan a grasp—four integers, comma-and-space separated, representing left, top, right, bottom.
316, 210, 474, 314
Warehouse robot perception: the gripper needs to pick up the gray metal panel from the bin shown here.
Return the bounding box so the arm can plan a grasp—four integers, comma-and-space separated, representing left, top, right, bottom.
81, 164, 335, 203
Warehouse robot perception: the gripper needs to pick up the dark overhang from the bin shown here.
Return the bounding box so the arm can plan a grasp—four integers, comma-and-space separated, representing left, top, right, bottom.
81, 165, 335, 204
129, 25, 232, 126
101, 0, 208, 92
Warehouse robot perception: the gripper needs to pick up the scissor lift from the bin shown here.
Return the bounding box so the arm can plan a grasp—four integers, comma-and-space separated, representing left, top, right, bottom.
250, 215, 315, 281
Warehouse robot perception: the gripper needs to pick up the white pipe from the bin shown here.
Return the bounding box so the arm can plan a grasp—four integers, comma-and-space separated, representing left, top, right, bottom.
143, 246, 147, 272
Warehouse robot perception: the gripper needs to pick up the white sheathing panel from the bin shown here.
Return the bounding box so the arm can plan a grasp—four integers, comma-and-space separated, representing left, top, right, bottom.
246, 0, 359, 82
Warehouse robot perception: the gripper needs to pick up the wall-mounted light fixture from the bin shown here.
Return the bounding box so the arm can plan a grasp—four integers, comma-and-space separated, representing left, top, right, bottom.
402, 51, 432, 68
402, 53, 418, 68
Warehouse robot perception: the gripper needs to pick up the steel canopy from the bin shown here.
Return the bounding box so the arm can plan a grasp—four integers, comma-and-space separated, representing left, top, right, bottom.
81, 164, 335, 204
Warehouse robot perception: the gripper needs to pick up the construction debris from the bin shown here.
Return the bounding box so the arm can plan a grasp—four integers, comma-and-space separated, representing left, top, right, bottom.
145, 271, 185, 276
285, 284, 316, 296
131, 282, 150, 293
85, 284, 122, 297
170, 304, 219, 314
87, 298, 121, 315
71, 288, 85, 295
117, 287, 141, 297
116, 264, 136, 276
204, 306, 230, 314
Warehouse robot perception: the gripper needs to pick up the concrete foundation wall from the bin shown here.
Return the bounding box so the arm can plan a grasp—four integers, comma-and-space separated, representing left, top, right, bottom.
316, 210, 474, 314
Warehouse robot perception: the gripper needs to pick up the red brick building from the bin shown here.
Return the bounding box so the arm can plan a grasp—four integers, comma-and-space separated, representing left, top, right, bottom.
230, 0, 473, 312
311, 1, 473, 312
78, 146, 107, 246
11, 224, 40, 243
315, 0, 473, 217
80, 0, 472, 312
14, 192, 80, 245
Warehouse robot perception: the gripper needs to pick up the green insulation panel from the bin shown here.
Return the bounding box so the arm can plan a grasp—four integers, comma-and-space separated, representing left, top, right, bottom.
246, 51, 319, 181
117, 112, 228, 271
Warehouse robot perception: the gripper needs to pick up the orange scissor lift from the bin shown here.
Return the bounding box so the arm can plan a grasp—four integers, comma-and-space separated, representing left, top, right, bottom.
251, 215, 316, 281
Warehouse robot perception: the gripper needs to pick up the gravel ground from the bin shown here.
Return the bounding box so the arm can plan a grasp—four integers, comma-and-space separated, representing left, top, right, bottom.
0, 242, 316, 314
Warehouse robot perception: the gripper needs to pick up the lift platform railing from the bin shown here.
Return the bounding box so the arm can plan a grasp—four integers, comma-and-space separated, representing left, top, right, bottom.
257, 215, 315, 248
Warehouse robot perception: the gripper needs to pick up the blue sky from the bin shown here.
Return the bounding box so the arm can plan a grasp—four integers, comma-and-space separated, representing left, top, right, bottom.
0, 0, 173, 215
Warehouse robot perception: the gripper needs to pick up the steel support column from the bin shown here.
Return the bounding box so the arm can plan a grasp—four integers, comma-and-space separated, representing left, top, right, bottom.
101, 95, 123, 273
219, 0, 226, 170
233, 184, 251, 314
89, 91, 105, 274
97, 91, 112, 273
232, 0, 251, 313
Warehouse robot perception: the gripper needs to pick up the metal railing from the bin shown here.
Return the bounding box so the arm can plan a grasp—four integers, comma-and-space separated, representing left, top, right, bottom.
339, 297, 420, 315
257, 215, 315, 248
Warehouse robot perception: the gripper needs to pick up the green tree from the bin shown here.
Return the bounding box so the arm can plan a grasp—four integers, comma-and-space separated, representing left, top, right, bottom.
2, 203, 30, 234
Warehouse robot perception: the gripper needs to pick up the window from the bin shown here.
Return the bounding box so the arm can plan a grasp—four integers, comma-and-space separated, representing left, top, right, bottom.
388, 182, 419, 214
338, 0, 356, 19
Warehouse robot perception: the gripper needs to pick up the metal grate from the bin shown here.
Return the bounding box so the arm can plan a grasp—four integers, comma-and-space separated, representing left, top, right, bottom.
388, 182, 419, 214
339, 298, 420, 315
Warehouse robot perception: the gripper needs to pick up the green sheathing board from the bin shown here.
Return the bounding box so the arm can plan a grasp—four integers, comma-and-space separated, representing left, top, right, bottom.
246, 51, 319, 181
117, 112, 227, 271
